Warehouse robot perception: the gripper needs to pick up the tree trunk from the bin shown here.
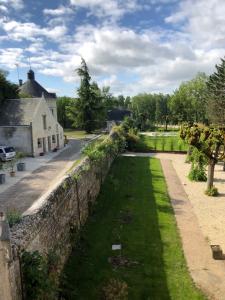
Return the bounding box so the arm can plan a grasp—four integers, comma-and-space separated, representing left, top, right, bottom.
207, 160, 215, 190
165, 116, 168, 131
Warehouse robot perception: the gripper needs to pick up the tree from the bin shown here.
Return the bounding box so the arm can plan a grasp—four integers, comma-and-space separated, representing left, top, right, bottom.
101, 86, 117, 110
116, 95, 125, 107
56, 97, 74, 128
90, 81, 106, 128
0, 69, 18, 106
75, 58, 105, 133
131, 93, 157, 130
207, 58, 225, 124
180, 124, 225, 193
169, 73, 208, 124
124, 96, 131, 109
155, 94, 170, 130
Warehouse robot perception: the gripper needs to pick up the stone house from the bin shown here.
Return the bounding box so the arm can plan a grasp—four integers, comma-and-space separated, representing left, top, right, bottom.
0, 70, 64, 156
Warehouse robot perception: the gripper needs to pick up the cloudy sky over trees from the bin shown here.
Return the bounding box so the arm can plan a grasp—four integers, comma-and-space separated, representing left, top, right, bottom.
0, 0, 224, 96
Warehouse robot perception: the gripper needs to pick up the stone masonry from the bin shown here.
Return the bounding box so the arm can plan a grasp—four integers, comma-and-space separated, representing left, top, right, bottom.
1, 149, 115, 299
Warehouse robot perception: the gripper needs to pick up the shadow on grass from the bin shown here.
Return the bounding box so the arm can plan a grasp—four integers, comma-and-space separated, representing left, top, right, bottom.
59, 157, 203, 300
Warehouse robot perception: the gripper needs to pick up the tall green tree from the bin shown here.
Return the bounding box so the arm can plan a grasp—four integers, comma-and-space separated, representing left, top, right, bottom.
155, 94, 170, 130
124, 96, 131, 109
169, 73, 208, 124
131, 93, 157, 130
116, 95, 125, 107
56, 97, 74, 128
90, 81, 106, 128
75, 58, 105, 132
101, 86, 116, 110
207, 58, 225, 124
0, 69, 18, 106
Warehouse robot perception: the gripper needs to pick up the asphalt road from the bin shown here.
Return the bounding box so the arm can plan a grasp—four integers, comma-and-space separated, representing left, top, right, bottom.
0, 139, 83, 214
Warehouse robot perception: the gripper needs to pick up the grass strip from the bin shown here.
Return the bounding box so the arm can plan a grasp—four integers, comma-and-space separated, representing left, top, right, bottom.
60, 157, 205, 300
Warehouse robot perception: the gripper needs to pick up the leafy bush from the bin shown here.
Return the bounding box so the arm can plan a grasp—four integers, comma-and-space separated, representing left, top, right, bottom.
102, 278, 128, 300
125, 128, 140, 151
188, 167, 207, 181
6, 209, 22, 227
21, 250, 58, 300
83, 125, 127, 162
188, 147, 208, 182
205, 186, 219, 197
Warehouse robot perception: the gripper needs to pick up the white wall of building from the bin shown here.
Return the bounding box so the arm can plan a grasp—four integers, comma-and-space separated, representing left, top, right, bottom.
31, 98, 64, 156
0, 126, 32, 154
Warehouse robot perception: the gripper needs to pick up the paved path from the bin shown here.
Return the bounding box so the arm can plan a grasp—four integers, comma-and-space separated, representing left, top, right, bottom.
161, 159, 225, 300
123, 153, 225, 300
0, 139, 83, 214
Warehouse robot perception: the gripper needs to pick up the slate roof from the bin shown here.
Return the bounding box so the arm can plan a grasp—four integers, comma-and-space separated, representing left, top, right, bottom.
107, 108, 131, 121
19, 70, 56, 99
0, 98, 42, 126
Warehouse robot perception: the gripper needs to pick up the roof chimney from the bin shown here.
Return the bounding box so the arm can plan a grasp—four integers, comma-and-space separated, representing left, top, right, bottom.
19, 79, 23, 86
27, 69, 35, 80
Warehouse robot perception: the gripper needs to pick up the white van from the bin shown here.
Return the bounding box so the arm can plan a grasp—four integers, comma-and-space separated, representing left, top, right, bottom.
0, 146, 16, 162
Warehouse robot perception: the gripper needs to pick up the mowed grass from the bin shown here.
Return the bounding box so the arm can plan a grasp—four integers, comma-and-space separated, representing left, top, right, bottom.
134, 135, 188, 152
64, 129, 90, 139
60, 157, 205, 300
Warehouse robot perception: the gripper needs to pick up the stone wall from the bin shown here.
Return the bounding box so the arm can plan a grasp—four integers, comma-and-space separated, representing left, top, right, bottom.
7, 151, 114, 299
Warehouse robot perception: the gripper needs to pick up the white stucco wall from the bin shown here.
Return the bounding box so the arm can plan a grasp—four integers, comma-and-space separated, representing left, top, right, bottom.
46, 99, 58, 121
0, 126, 32, 154
31, 98, 64, 156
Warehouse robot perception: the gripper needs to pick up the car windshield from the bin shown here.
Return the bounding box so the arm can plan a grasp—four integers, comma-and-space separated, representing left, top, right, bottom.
4, 147, 15, 153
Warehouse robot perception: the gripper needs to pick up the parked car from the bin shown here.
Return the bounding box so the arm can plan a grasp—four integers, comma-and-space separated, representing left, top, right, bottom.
0, 146, 16, 162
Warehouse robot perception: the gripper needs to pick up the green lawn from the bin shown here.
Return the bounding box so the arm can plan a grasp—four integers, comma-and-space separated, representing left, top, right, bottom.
60, 157, 205, 300
64, 129, 89, 139
134, 135, 188, 152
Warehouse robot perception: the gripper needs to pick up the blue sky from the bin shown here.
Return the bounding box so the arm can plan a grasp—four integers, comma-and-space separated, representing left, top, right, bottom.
0, 0, 224, 97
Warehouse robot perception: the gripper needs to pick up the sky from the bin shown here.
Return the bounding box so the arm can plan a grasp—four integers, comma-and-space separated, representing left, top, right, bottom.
0, 0, 224, 97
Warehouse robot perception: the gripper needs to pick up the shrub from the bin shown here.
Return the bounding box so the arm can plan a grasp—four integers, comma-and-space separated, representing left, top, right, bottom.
125, 129, 140, 151
102, 278, 128, 300
187, 147, 208, 181
6, 209, 22, 227
21, 250, 58, 300
188, 166, 207, 181
83, 125, 127, 162
205, 186, 219, 197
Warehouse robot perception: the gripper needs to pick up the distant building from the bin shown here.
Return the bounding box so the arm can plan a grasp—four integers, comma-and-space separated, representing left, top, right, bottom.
0, 70, 64, 156
107, 108, 131, 131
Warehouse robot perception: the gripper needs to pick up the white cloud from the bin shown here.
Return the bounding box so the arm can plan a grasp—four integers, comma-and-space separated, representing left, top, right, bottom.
165, 0, 225, 49
0, 47, 26, 69
0, 0, 24, 11
2, 0, 225, 96
70, 0, 140, 20
1, 19, 67, 41
0, 4, 8, 12
43, 5, 73, 16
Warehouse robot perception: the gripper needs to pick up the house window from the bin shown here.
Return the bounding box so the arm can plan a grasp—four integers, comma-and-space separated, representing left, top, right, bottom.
52, 135, 56, 143
51, 109, 54, 116
37, 138, 42, 148
42, 115, 47, 130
